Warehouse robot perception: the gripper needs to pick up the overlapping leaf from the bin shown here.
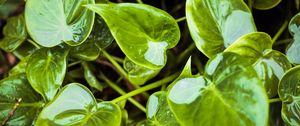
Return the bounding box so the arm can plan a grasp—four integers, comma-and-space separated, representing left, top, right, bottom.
25, 0, 95, 47
86, 3, 180, 69
26, 45, 69, 101
0, 14, 27, 52
35, 83, 122, 126
252, 0, 282, 10
225, 32, 291, 97
278, 66, 300, 125
286, 12, 300, 64
167, 53, 269, 126
186, 0, 256, 58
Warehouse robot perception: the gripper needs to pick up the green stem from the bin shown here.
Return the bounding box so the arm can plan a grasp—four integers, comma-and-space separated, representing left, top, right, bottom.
176, 16, 186, 23
272, 20, 289, 43
68, 61, 82, 67
100, 74, 146, 112
136, 0, 143, 4
112, 72, 180, 103
177, 43, 196, 64
102, 50, 128, 78
111, 56, 124, 63
269, 98, 281, 103
27, 39, 41, 49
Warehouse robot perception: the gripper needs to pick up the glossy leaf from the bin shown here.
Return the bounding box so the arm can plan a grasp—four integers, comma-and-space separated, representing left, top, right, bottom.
146, 91, 179, 126
287, 12, 300, 64
86, 3, 180, 69
278, 66, 300, 125
225, 32, 291, 97
124, 57, 160, 85
167, 53, 269, 126
186, 0, 256, 58
0, 14, 27, 52
70, 15, 114, 61
0, 74, 43, 126
26, 46, 69, 101
253, 0, 281, 10
82, 62, 106, 91
35, 83, 122, 126
25, 0, 95, 47
12, 41, 38, 60
9, 56, 29, 76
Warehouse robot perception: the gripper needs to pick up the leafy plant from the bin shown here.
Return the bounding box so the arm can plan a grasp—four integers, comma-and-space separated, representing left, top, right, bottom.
0, 0, 300, 126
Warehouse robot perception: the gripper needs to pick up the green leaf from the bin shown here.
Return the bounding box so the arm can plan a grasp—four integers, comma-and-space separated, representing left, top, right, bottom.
124, 57, 160, 85
12, 41, 38, 60
0, 14, 27, 52
25, 0, 95, 47
9, 56, 29, 76
186, 0, 256, 58
70, 15, 114, 61
225, 32, 291, 97
26, 45, 69, 101
146, 91, 179, 126
0, 0, 20, 19
287, 12, 300, 64
167, 53, 269, 126
85, 3, 180, 69
35, 83, 122, 126
0, 74, 43, 126
278, 65, 300, 125
82, 62, 106, 91
253, 0, 281, 10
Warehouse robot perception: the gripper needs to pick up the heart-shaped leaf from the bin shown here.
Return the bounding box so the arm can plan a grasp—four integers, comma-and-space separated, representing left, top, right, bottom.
287, 12, 300, 64
278, 65, 300, 125
70, 15, 114, 61
82, 62, 106, 91
85, 3, 180, 69
124, 57, 160, 85
25, 0, 95, 47
0, 14, 27, 52
225, 32, 291, 97
26, 45, 69, 101
167, 53, 269, 126
186, 0, 256, 58
146, 91, 179, 126
35, 83, 122, 126
252, 0, 281, 10
0, 74, 43, 126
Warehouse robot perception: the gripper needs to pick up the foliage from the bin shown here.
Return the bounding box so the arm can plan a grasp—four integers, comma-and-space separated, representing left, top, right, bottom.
0, 0, 299, 125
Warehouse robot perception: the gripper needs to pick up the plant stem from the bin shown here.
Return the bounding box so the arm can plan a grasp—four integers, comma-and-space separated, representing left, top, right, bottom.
1, 98, 22, 126
102, 50, 128, 78
112, 72, 180, 103
272, 20, 289, 43
176, 16, 186, 23
27, 39, 41, 49
100, 74, 146, 112
136, 0, 143, 4
177, 43, 196, 64
111, 56, 124, 63
67, 61, 82, 67
269, 98, 281, 103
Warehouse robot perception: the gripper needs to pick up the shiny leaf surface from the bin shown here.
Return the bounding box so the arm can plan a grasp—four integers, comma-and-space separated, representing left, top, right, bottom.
82, 62, 106, 91
0, 74, 43, 126
253, 0, 281, 10
124, 57, 160, 85
35, 83, 122, 126
25, 0, 95, 47
0, 14, 27, 52
287, 12, 300, 64
86, 3, 180, 69
26, 46, 69, 101
278, 66, 300, 125
167, 53, 269, 126
225, 32, 291, 97
186, 0, 256, 58
146, 91, 179, 126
